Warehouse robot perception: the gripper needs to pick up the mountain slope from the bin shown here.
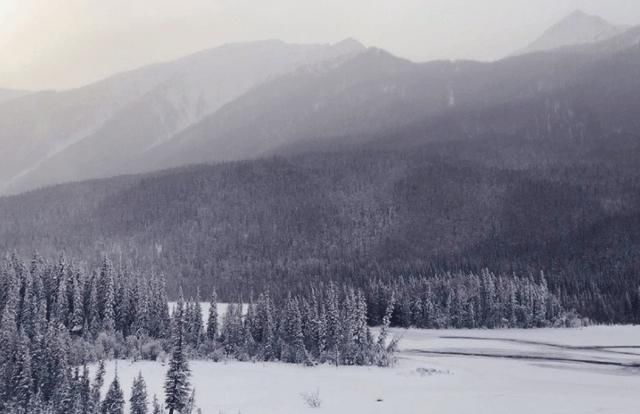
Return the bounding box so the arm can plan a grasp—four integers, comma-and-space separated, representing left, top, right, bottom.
519, 10, 628, 55
0, 39, 365, 194
143, 48, 432, 167
2, 20, 638, 196
0, 138, 638, 323
142, 44, 612, 169
0, 88, 29, 104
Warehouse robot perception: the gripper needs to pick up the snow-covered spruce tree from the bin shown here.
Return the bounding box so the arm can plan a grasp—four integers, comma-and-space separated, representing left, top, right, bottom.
291, 299, 307, 364
221, 303, 243, 356
254, 293, 276, 361
71, 274, 85, 334
132, 278, 150, 338
205, 289, 218, 342
340, 289, 357, 365
102, 372, 125, 414
324, 283, 341, 365
0, 284, 18, 410
98, 257, 116, 332
41, 322, 70, 404
147, 275, 170, 339
78, 365, 93, 414
353, 291, 372, 365
375, 294, 397, 367
87, 275, 100, 337
164, 289, 191, 414
91, 360, 107, 412
192, 289, 203, 348
240, 305, 257, 360
282, 296, 307, 363
54, 368, 76, 414
312, 301, 328, 361
10, 329, 33, 411
130, 372, 149, 414
183, 301, 194, 348
114, 272, 130, 336
54, 268, 70, 327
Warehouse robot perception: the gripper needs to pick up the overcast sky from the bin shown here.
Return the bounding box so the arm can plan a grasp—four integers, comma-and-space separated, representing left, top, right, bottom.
1, 0, 639, 91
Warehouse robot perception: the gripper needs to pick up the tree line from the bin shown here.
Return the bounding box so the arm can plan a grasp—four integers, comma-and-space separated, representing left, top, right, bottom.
0, 251, 573, 412
0, 253, 399, 413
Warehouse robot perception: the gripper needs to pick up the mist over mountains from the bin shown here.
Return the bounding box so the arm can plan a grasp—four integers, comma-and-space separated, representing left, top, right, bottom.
0, 39, 365, 194
0, 11, 637, 195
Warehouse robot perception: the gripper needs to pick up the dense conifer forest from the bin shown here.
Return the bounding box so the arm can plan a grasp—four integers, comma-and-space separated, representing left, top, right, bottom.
1, 140, 639, 324
0, 252, 571, 412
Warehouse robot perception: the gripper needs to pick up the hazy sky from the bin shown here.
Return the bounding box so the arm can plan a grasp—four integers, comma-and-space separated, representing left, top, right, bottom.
1, 0, 639, 91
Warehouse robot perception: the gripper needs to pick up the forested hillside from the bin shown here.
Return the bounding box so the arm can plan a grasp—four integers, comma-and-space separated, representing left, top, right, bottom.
1, 138, 639, 323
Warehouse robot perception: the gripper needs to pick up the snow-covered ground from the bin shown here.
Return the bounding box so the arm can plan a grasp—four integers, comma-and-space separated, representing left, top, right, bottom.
98, 326, 640, 414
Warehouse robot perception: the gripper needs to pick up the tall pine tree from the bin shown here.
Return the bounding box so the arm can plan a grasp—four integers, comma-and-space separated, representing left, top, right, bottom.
164, 289, 191, 414
130, 372, 149, 414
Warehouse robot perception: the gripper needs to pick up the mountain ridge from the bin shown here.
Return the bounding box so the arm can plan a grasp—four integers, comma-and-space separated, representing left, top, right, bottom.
518, 10, 629, 55
0, 88, 30, 104
1, 12, 638, 195
0, 39, 366, 194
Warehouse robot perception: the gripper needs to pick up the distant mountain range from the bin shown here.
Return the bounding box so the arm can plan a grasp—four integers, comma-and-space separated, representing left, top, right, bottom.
0, 11, 637, 195
519, 10, 629, 55
0, 39, 364, 194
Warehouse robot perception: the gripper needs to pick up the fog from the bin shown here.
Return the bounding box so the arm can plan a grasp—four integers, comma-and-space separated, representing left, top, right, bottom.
1, 0, 639, 90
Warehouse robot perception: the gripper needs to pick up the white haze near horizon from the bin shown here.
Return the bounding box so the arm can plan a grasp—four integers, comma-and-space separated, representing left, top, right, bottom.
1, 0, 639, 91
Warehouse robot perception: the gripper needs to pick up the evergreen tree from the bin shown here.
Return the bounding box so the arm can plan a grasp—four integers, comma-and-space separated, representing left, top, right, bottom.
87, 276, 100, 337
91, 360, 106, 413
192, 290, 203, 348
98, 258, 116, 332
55, 270, 70, 327
353, 291, 371, 365
0, 285, 18, 409
78, 365, 93, 414
11, 329, 33, 411
132, 279, 150, 338
324, 283, 341, 364
130, 372, 149, 414
164, 289, 191, 414
71, 274, 85, 334
205, 289, 218, 342
102, 373, 125, 414
55, 368, 75, 414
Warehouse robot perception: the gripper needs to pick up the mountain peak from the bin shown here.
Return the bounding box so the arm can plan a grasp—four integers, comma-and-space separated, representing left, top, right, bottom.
518, 10, 626, 55
566, 9, 589, 19
560, 9, 609, 26
332, 38, 366, 53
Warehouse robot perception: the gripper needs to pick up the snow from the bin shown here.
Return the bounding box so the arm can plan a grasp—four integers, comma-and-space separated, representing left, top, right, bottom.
96, 326, 640, 414
168, 302, 248, 326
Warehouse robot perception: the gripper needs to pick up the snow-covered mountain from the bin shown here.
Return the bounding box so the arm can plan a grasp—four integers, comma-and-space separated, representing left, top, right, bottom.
519, 10, 628, 55
0, 39, 365, 194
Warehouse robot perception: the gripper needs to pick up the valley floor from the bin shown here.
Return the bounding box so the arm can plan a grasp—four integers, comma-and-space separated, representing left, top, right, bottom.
101, 326, 640, 414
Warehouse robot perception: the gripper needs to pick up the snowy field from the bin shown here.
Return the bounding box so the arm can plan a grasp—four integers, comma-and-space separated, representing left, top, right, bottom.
99, 326, 640, 414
